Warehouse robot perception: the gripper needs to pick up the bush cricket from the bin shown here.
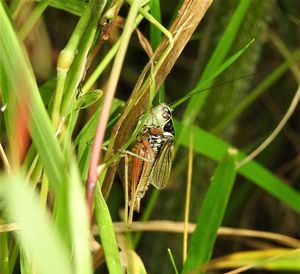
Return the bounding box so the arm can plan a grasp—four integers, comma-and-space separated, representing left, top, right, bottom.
124, 103, 175, 227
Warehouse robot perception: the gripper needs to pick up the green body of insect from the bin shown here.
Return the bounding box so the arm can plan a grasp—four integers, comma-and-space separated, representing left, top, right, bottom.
125, 104, 175, 225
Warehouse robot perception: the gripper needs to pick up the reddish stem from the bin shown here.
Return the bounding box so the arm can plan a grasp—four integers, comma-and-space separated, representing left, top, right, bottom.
86, 89, 115, 223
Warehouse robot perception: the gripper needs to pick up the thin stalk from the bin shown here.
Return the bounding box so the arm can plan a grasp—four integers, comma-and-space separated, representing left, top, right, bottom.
212, 49, 300, 134
237, 84, 300, 168
237, 35, 300, 168
111, 221, 300, 248
168, 248, 179, 274
0, 142, 11, 173
18, 0, 52, 40
126, 0, 173, 44
150, 0, 165, 103
183, 132, 193, 263
51, 5, 92, 126
40, 172, 49, 209
268, 32, 300, 80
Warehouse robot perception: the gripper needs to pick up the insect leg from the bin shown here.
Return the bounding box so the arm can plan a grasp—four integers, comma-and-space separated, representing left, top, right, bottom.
124, 153, 129, 227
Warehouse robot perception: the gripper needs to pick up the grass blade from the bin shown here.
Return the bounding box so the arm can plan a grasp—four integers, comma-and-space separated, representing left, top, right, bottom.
208, 248, 300, 272
69, 161, 93, 274
0, 233, 9, 274
182, 148, 237, 273
0, 2, 67, 191
175, 120, 300, 214
0, 175, 72, 274
94, 182, 122, 274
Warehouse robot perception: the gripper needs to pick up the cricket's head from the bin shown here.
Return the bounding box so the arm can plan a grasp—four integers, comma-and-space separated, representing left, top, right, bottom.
145, 104, 175, 136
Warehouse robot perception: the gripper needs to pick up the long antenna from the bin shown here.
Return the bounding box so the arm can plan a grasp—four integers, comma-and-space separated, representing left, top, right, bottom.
169, 74, 253, 110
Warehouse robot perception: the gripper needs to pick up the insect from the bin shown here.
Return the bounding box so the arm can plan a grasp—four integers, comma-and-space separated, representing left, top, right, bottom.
124, 103, 175, 227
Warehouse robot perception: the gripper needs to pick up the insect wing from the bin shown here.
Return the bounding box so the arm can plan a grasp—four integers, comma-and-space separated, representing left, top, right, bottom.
130, 141, 154, 211
150, 139, 174, 189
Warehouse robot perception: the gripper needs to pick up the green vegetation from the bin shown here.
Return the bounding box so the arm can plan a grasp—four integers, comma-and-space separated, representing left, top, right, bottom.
1, 0, 299, 273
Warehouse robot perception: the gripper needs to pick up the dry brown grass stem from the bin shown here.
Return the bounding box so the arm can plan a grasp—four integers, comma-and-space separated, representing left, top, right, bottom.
183, 132, 193, 262
109, 221, 300, 248
3, 220, 300, 248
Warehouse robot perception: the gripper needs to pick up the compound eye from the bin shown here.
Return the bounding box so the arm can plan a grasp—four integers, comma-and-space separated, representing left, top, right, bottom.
162, 108, 170, 119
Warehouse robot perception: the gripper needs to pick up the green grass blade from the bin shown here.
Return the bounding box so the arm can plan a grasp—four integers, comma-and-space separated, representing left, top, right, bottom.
19, 0, 52, 40
150, 0, 164, 103
68, 161, 93, 274
0, 2, 67, 191
0, 233, 9, 274
175, 120, 300, 214
168, 248, 179, 274
209, 249, 300, 271
150, 0, 162, 50
0, 175, 72, 274
94, 183, 122, 274
182, 148, 237, 273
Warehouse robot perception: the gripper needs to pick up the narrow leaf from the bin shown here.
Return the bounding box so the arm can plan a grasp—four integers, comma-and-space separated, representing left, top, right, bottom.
0, 175, 72, 274
175, 120, 300, 214
0, 2, 67, 191
69, 161, 93, 274
94, 183, 122, 274
182, 148, 237, 273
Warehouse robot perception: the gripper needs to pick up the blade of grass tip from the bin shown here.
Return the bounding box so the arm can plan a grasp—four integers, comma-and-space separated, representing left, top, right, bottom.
18, 0, 52, 40
175, 119, 300, 213
177, 0, 252, 147
94, 182, 122, 274
122, 249, 147, 274
183, 132, 193, 263
168, 248, 179, 274
182, 148, 237, 274
171, 39, 254, 110
0, 175, 72, 274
